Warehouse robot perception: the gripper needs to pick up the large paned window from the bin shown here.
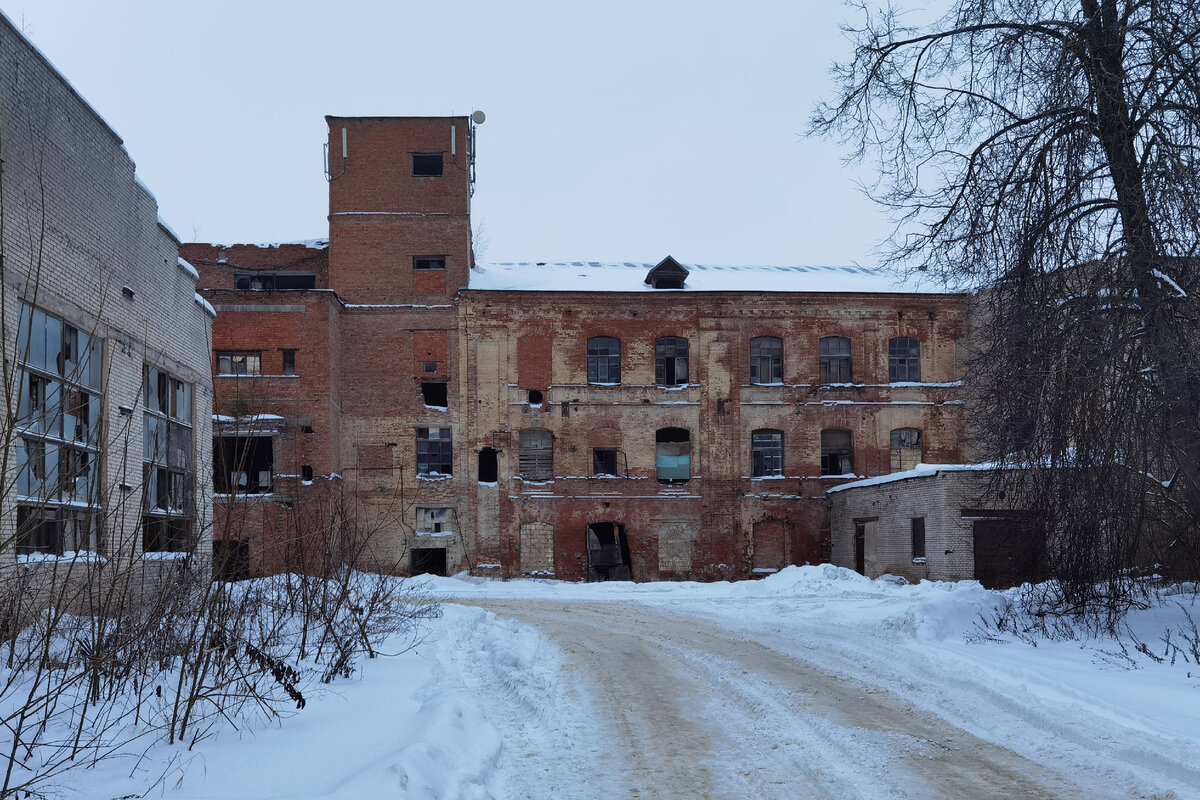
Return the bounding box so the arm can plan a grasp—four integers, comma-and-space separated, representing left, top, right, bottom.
215, 351, 262, 376
519, 428, 554, 481
751, 429, 784, 477
655, 337, 689, 386
14, 305, 103, 555
143, 366, 195, 552
819, 336, 852, 383
213, 436, 274, 494
416, 427, 453, 476
587, 337, 621, 385
749, 336, 783, 385
820, 429, 854, 476
888, 338, 922, 382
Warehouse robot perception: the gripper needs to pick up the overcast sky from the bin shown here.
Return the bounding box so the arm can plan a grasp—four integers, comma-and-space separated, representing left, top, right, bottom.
6, 1, 926, 266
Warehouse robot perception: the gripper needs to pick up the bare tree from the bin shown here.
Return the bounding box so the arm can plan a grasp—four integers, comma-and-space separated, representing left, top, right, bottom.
814, 1, 1200, 622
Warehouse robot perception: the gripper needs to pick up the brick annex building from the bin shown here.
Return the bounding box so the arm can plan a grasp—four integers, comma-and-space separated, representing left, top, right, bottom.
186, 115, 969, 581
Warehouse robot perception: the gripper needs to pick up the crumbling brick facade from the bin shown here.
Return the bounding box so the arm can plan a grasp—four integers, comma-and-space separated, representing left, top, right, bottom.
194, 115, 970, 581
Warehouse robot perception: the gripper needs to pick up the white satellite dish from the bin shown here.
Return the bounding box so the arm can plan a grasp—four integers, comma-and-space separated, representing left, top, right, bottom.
471, 110, 486, 124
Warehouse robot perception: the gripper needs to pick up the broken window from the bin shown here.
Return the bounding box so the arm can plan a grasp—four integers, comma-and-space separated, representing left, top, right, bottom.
751, 429, 784, 477
413, 256, 446, 270
749, 336, 783, 385
655, 336, 689, 386
234, 273, 316, 290
213, 436, 273, 494
519, 428, 554, 481
478, 448, 498, 482
421, 381, 448, 408
412, 153, 444, 177
216, 351, 261, 376
890, 428, 923, 472
416, 427, 453, 476
16, 506, 99, 556
912, 517, 927, 562
416, 506, 456, 534
656, 428, 691, 484
819, 336, 852, 383
282, 350, 297, 376
144, 366, 195, 552
587, 337, 621, 384
889, 337, 922, 382
593, 447, 619, 476
820, 429, 854, 476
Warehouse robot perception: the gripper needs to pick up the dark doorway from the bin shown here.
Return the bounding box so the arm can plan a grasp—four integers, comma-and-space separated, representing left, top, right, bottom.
213, 539, 250, 581
478, 448, 498, 483
586, 522, 632, 581
972, 518, 1045, 589
853, 523, 866, 575
412, 547, 448, 576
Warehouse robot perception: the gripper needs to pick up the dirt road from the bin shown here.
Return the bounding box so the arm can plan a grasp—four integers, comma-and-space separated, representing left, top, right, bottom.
449, 600, 1120, 800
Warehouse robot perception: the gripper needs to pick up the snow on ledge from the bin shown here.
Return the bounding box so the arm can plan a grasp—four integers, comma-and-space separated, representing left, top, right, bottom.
826, 462, 1003, 494
141, 551, 190, 561
17, 550, 106, 565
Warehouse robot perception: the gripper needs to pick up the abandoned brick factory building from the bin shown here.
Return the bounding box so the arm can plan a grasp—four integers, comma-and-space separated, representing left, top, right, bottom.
185, 115, 969, 581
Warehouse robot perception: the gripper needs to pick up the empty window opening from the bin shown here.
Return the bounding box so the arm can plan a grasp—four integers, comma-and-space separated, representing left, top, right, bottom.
750, 336, 783, 384
214, 436, 274, 493
423, 360, 438, 374
213, 539, 251, 582
586, 522, 632, 581
911, 517, 927, 562
593, 447, 620, 476
216, 351, 261, 376
587, 336, 621, 384
301, 465, 314, 481
889, 337, 922, 382
478, 448, 498, 483
416, 506, 455, 534
527, 389, 544, 405
412, 153, 444, 177
751, 429, 784, 477
819, 336, 852, 383
282, 349, 297, 376
890, 428, 923, 472
820, 429, 854, 476
421, 381, 448, 408
655, 336, 689, 386
519, 428, 554, 481
412, 547, 448, 576
413, 256, 446, 270
416, 427, 453, 476
656, 427, 691, 484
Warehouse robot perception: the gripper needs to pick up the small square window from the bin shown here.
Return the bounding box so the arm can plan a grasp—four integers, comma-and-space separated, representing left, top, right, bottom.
414, 256, 446, 270
421, 382, 448, 408
413, 153, 444, 177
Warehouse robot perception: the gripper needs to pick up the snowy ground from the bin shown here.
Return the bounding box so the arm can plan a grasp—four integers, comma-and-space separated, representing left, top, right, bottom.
76, 566, 1199, 799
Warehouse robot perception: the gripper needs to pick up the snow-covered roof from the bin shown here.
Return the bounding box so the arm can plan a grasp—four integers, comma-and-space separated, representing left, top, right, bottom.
469, 261, 951, 294
826, 462, 1004, 494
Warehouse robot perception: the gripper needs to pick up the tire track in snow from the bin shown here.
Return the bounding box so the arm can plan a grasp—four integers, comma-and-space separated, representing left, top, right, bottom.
456, 600, 1104, 800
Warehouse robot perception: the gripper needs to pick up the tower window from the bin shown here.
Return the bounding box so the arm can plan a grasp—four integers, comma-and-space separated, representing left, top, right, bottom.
413, 153, 444, 177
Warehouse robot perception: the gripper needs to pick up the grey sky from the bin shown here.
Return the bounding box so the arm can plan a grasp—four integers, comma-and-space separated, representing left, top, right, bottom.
8, 1, 905, 266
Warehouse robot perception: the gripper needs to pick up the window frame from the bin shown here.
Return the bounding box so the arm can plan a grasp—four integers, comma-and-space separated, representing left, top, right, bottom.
888, 337, 922, 382
654, 336, 690, 387
518, 428, 555, 481
592, 447, 619, 477
818, 336, 853, 384
587, 336, 622, 385
911, 517, 927, 562
749, 336, 783, 385
412, 152, 444, 177
751, 429, 784, 478
416, 427, 453, 476
413, 255, 447, 270
216, 351, 262, 376
890, 428, 923, 472
144, 366, 195, 553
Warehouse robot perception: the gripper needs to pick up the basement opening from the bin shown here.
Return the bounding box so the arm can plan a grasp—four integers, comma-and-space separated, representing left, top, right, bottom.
586, 521, 631, 581
411, 547, 448, 577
